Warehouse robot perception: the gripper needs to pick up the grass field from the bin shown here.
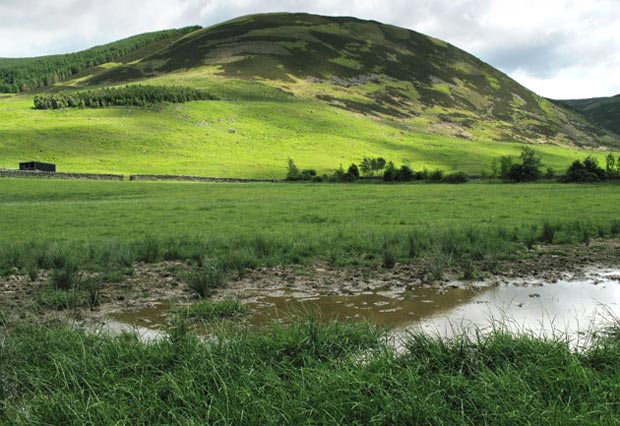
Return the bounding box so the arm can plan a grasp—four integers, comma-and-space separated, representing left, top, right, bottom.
0, 91, 611, 178
2, 179, 620, 242
1, 179, 619, 275
3, 170, 620, 425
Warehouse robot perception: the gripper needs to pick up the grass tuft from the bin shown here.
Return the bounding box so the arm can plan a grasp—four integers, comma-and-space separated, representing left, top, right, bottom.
185, 260, 226, 298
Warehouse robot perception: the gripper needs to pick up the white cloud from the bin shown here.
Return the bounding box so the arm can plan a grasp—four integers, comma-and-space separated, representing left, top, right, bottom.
0, 0, 618, 98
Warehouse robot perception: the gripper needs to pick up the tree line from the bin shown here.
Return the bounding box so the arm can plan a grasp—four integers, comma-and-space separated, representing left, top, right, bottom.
286, 157, 468, 183
34, 85, 217, 109
0, 26, 200, 93
494, 147, 620, 183
33, 85, 217, 110
286, 148, 620, 184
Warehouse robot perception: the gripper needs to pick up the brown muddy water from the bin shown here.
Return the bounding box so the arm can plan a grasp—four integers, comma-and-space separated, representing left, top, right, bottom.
107, 269, 620, 346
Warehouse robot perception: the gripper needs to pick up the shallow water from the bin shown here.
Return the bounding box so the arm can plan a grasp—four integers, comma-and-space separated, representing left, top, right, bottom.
108, 269, 620, 345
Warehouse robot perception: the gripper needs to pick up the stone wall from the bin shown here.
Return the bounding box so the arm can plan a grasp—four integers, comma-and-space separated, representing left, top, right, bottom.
0, 169, 124, 181
0, 169, 282, 183
129, 174, 281, 183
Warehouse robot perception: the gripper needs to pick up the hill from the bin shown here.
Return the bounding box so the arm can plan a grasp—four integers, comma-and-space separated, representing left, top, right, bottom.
53, 12, 614, 148
555, 95, 620, 135
0, 13, 617, 177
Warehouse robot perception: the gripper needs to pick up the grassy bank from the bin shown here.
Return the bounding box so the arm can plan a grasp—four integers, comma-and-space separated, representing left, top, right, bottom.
2, 319, 620, 424
1, 179, 620, 277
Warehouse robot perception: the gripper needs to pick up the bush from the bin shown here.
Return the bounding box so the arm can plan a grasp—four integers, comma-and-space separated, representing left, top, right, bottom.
382, 161, 398, 182
398, 165, 415, 181
444, 172, 469, 184
360, 157, 386, 176
563, 156, 607, 182
429, 169, 444, 182
286, 159, 301, 181
300, 169, 317, 180
347, 164, 360, 178
503, 147, 543, 182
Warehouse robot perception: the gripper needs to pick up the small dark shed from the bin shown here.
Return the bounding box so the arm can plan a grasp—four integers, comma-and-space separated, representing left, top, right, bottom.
19, 161, 56, 172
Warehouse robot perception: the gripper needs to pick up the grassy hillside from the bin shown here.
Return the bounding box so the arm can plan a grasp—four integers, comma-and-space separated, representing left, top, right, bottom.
0, 13, 617, 177
0, 93, 610, 177
556, 95, 620, 135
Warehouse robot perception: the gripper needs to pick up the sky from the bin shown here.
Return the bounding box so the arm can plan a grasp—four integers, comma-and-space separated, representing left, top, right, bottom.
0, 0, 618, 99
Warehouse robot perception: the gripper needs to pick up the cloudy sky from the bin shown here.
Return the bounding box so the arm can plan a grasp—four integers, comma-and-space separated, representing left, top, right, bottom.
0, 0, 618, 99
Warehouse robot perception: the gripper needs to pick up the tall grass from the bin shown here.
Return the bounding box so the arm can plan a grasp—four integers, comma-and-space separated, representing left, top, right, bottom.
2, 216, 620, 279
3, 319, 620, 424
185, 260, 226, 298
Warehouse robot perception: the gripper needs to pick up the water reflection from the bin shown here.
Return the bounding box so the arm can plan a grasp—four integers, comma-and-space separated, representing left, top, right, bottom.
412, 274, 620, 347
107, 269, 620, 346
247, 286, 483, 327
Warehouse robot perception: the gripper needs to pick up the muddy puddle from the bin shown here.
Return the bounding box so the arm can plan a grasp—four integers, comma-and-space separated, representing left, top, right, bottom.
106, 268, 620, 346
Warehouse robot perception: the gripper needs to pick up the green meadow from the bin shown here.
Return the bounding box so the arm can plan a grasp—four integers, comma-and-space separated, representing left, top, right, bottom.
0, 92, 609, 178
2, 179, 620, 243
1, 178, 619, 277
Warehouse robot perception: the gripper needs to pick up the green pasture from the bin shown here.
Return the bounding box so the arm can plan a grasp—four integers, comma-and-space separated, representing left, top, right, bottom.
1, 179, 619, 243
0, 93, 609, 178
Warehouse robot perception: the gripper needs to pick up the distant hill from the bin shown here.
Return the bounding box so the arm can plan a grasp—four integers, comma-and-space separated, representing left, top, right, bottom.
555, 95, 620, 135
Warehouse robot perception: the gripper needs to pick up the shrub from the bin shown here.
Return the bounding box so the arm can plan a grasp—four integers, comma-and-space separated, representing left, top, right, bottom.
563, 156, 606, 182
502, 147, 543, 182
382, 161, 399, 182
444, 172, 469, 184
300, 169, 317, 180
360, 157, 386, 176
347, 164, 360, 178
286, 159, 301, 181
429, 169, 444, 182
398, 165, 415, 181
